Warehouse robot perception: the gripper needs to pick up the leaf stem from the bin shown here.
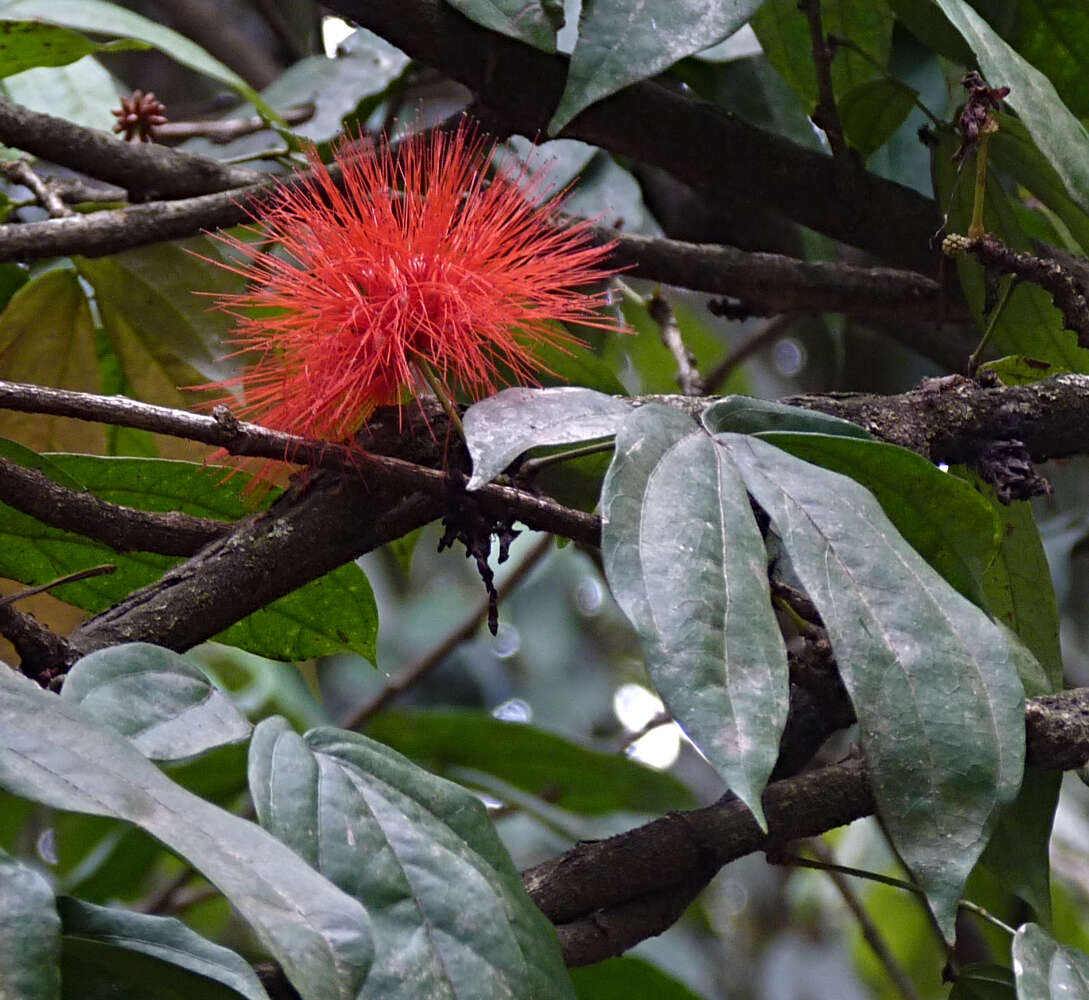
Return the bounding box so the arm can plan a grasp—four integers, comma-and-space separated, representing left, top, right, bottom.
520, 439, 616, 477
967, 276, 1016, 375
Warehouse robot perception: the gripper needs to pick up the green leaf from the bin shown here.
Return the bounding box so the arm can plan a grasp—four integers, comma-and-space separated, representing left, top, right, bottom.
0, 268, 106, 454
948, 963, 1016, 1000
720, 433, 1025, 939
884, 0, 975, 64
0, 454, 378, 662
569, 956, 705, 999
988, 118, 1089, 256
751, 0, 893, 112
249, 717, 575, 1000
0, 669, 373, 1000
445, 0, 561, 53
465, 386, 630, 489
837, 78, 918, 158
61, 643, 251, 762
57, 896, 269, 1000
75, 238, 245, 411
0, 847, 61, 1000
1014, 923, 1089, 999
932, 0, 1089, 215
701, 395, 875, 439
0, 21, 145, 77
978, 355, 1072, 386
364, 709, 696, 815
755, 433, 999, 608
1, 54, 119, 131
601, 405, 789, 828
1000, 0, 1089, 119
0, 0, 276, 119
549, 0, 765, 134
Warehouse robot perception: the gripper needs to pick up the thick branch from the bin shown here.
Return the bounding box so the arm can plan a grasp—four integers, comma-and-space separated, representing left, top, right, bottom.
330, 0, 941, 274
531, 687, 1089, 966
0, 99, 263, 201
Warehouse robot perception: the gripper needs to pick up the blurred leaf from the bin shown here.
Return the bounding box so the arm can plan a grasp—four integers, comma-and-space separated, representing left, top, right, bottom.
701, 395, 874, 439
445, 0, 561, 53
61, 643, 251, 762
58, 896, 269, 1000
0, 455, 378, 662
837, 78, 918, 158
979, 355, 1072, 385
1014, 923, 1089, 998
569, 956, 704, 999
465, 386, 630, 489
249, 718, 574, 999
0, 20, 146, 77
0, 54, 118, 131
0, 846, 61, 1000
755, 432, 999, 608
751, 0, 893, 111
602, 406, 788, 828
0, 268, 106, 453
0, 670, 374, 1000
0, 0, 275, 118
75, 236, 244, 391
933, 125, 1089, 372
1001, 1, 1089, 119
884, 0, 975, 64
933, 0, 1089, 215
722, 433, 1025, 939
0, 261, 26, 309
549, 0, 764, 134
365, 709, 696, 814
949, 963, 1016, 1000
989, 118, 1089, 255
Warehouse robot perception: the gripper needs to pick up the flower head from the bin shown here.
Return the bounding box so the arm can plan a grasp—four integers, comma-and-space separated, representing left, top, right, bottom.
201, 121, 621, 469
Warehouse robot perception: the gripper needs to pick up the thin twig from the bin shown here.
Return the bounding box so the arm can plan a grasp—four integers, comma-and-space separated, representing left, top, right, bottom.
338, 532, 554, 730
648, 291, 704, 395
0, 159, 73, 217
0, 565, 116, 608
805, 840, 922, 1000
801, 0, 852, 169
153, 105, 315, 144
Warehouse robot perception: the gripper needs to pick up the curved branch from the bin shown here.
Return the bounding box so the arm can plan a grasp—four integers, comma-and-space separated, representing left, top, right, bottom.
530, 687, 1089, 966
0, 99, 263, 201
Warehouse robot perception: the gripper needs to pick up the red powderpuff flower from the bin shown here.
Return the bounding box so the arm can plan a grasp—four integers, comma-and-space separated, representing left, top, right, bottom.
200, 121, 622, 475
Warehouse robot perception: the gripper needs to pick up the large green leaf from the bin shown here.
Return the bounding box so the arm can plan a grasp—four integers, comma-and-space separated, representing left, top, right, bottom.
61, 643, 251, 762
932, 0, 1089, 214
446, 0, 561, 53
751, 0, 893, 112
549, 0, 765, 134
754, 432, 999, 608
0, 21, 145, 77
57, 896, 269, 1000
0, 53, 119, 131
701, 395, 874, 439
836, 78, 918, 158
465, 386, 630, 490
0, 669, 373, 1000
75, 237, 244, 391
248, 717, 575, 1000
972, 480, 1063, 925
0, 454, 378, 662
364, 709, 695, 815
1014, 923, 1089, 999
720, 433, 1026, 939
601, 405, 788, 828
0, 847, 61, 1000
0, 269, 105, 454
948, 964, 1017, 1000
0, 0, 274, 117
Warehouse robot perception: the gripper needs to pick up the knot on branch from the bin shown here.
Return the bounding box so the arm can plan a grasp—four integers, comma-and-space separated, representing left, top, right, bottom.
975, 438, 1051, 502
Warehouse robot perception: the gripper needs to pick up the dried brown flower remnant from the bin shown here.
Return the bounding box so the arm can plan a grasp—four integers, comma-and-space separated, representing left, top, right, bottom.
112, 91, 167, 143
953, 71, 1009, 161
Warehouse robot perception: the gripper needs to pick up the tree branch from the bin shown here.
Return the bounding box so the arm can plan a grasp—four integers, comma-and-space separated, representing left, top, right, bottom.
0, 99, 263, 201
329, 0, 941, 274
529, 687, 1089, 966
